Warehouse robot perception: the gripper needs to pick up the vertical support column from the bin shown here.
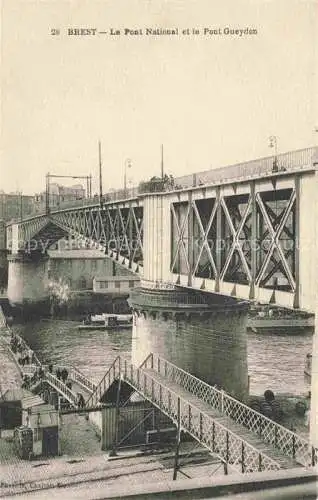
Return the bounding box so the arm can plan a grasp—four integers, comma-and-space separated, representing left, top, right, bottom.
110, 376, 122, 457
46, 173, 50, 215
173, 397, 181, 480
128, 204, 133, 269
215, 187, 222, 292
105, 207, 111, 255
116, 207, 120, 261
176, 201, 181, 277
187, 192, 194, 286
293, 176, 300, 309
154, 407, 161, 446
249, 181, 256, 300
310, 170, 318, 450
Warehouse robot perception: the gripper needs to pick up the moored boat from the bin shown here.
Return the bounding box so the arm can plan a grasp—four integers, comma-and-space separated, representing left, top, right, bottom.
247, 305, 314, 334
78, 313, 133, 330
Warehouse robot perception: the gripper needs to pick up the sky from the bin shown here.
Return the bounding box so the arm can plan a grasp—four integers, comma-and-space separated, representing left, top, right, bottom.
1, 0, 317, 195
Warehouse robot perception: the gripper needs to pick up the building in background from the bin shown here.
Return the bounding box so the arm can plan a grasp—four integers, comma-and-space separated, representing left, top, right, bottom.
34, 183, 85, 212
93, 275, 140, 295
0, 192, 35, 222
47, 248, 113, 290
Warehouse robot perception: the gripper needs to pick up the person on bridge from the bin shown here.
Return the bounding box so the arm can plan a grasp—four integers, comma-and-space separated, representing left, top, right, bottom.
61, 368, 68, 383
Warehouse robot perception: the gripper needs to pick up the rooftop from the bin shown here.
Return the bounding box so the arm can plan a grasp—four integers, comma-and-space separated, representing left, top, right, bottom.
48, 249, 106, 259
94, 275, 140, 281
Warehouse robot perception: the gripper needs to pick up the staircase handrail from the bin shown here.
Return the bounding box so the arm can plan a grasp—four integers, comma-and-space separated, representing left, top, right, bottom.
45, 372, 79, 407
85, 356, 121, 408
146, 354, 315, 467
124, 362, 283, 472
139, 352, 153, 369
68, 366, 97, 393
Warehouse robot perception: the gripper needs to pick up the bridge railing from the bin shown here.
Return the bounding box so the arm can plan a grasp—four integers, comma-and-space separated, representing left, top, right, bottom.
144, 353, 316, 467
68, 366, 97, 393
85, 356, 121, 408
21, 364, 39, 377
140, 279, 176, 290
45, 372, 79, 406
129, 289, 212, 307
175, 147, 317, 189
122, 359, 282, 473
7, 147, 317, 226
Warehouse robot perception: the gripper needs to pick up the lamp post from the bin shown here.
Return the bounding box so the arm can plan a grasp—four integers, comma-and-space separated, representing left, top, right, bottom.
124, 158, 132, 194
99, 141, 103, 208
20, 191, 23, 221
45, 172, 50, 214
269, 136, 278, 172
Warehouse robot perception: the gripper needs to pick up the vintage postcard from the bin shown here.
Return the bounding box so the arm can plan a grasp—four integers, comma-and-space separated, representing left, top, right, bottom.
0, 0, 317, 498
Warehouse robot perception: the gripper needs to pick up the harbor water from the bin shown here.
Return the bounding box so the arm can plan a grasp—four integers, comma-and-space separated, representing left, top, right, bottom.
11, 320, 312, 396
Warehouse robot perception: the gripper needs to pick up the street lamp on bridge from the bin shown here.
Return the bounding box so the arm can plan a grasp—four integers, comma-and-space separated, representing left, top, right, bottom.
124, 158, 132, 194
269, 135, 279, 172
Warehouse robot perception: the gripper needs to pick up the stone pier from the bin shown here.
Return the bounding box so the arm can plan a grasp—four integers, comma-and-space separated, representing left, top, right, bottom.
7, 252, 49, 311
129, 285, 250, 401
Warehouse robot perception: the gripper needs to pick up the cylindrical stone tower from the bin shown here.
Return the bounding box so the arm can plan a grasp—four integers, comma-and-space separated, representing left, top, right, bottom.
7, 253, 49, 307
129, 284, 250, 401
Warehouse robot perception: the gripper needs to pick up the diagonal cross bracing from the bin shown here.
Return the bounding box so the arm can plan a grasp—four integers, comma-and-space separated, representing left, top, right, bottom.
192, 200, 218, 278
171, 203, 191, 274
171, 187, 297, 294
220, 197, 252, 283
255, 191, 296, 290
47, 204, 143, 267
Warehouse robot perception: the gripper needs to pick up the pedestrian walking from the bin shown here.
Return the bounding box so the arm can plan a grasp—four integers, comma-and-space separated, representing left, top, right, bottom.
61, 368, 68, 383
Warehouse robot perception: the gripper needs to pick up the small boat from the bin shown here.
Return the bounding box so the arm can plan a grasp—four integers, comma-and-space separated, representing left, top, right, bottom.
78, 313, 133, 330
247, 306, 314, 334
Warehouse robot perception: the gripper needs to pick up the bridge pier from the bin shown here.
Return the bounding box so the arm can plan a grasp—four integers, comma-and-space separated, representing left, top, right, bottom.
129, 285, 250, 401
7, 253, 49, 312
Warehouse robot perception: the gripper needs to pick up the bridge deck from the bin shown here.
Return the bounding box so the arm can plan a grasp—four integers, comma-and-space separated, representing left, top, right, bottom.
140, 368, 298, 470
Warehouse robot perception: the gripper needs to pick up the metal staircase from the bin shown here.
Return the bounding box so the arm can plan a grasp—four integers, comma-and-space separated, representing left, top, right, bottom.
84, 353, 317, 474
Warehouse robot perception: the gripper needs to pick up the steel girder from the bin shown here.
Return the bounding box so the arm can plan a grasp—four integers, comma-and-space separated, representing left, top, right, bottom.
6, 216, 51, 251
171, 187, 297, 295
50, 205, 144, 267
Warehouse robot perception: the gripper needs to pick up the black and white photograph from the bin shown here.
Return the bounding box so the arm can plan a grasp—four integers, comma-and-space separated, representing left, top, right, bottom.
0, 0, 317, 498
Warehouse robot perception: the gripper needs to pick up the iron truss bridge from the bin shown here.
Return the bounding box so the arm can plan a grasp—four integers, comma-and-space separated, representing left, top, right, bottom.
81, 353, 317, 474
7, 198, 144, 274
5, 146, 318, 307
